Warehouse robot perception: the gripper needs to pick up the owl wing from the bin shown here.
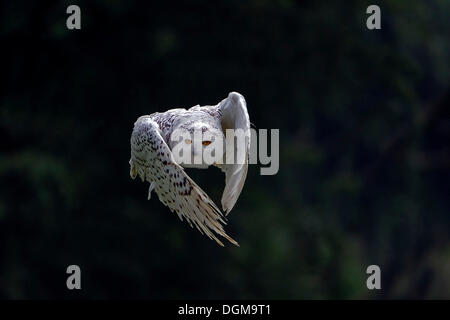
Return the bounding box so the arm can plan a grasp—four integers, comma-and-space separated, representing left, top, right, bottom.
217, 92, 251, 215
129, 116, 238, 246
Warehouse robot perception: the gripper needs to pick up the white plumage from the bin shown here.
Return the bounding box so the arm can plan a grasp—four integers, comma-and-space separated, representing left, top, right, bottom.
129, 92, 250, 246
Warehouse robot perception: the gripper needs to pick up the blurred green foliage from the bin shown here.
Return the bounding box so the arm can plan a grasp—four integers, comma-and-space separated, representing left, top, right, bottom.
0, 0, 449, 299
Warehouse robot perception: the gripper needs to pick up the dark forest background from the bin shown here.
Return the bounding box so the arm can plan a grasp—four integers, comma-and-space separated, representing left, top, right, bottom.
1, 0, 449, 299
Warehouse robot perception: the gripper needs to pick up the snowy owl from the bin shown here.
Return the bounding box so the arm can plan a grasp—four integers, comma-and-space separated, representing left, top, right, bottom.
129, 92, 250, 246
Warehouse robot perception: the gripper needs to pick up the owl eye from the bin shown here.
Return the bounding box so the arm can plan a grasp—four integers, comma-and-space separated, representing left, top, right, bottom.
202, 141, 212, 146
185, 139, 192, 144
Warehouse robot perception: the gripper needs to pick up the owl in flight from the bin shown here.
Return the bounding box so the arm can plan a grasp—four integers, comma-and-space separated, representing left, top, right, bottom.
129, 92, 250, 246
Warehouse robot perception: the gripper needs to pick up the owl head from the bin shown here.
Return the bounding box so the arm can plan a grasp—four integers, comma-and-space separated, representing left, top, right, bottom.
169, 122, 225, 168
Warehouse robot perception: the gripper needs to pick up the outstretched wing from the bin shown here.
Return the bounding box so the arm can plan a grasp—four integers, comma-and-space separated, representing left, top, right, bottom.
129, 116, 238, 246
218, 92, 251, 215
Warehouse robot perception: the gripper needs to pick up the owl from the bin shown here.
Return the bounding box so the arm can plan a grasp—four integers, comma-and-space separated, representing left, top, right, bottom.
129, 92, 250, 246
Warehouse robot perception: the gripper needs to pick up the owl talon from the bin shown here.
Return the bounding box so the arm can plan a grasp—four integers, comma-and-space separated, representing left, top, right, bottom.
130, 160, 137, 179
147, 182, 155, 200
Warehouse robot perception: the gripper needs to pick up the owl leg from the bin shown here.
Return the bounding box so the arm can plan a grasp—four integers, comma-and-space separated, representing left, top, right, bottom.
147, 182, 155, 200
129, 158, 137, 179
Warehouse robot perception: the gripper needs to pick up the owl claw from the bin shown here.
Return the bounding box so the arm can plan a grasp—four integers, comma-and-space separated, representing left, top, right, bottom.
130, 160, 137, 179
147, 182, 155, 200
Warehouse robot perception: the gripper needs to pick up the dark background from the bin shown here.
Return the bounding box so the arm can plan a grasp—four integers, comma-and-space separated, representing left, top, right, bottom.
1, 0, 449, 299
